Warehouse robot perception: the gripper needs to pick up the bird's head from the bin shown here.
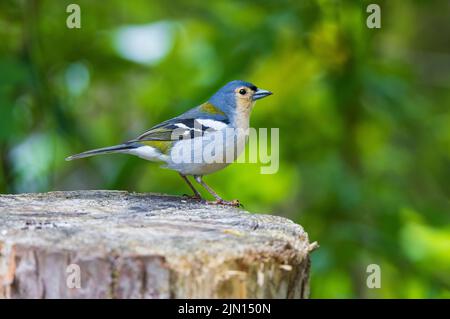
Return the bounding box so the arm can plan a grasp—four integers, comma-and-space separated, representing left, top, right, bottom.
208, 80, 272, 118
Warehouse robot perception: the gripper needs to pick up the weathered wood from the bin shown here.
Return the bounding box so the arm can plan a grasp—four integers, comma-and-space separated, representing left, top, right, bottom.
0, 191, 316, 299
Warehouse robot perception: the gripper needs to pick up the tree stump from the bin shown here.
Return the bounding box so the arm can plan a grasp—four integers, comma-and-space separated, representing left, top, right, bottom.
0, 191, 316, 299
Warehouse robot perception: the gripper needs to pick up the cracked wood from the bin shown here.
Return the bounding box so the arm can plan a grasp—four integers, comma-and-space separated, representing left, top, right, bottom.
0, 190, 315, 298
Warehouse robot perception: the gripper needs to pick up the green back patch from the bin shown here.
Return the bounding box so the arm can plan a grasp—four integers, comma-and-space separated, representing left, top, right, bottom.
143, 141, 173, 155
199, 102, 225, 116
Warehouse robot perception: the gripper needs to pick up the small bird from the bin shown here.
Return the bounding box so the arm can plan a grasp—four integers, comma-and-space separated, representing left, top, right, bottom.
66, 80, 273, 206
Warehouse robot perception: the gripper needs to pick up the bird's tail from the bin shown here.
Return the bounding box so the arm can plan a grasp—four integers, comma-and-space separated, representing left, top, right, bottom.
65, 142, 141, 161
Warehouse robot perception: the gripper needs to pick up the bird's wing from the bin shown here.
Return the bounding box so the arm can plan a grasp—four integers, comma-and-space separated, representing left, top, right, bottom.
130, 103, 230, 142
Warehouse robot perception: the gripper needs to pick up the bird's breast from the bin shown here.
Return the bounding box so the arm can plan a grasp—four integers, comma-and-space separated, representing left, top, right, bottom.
165, 125, 250, 175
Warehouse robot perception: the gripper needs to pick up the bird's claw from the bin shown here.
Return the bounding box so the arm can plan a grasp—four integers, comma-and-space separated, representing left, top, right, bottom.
208, 199, 242, 207
182, 194, 202, 201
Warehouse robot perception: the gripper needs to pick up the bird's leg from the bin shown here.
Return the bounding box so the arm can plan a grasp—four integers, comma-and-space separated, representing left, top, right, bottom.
194, 176, 240, 207
179, 174, 202, 200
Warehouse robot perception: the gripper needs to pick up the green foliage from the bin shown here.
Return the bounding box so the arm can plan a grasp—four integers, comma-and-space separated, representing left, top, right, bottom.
0, 0, 449, 298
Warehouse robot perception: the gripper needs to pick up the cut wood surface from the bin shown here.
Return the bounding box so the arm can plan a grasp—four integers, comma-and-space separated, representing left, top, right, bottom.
0, 191, 316, 299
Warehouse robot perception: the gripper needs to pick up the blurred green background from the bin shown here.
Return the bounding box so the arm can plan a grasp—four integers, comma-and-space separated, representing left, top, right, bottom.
1, 0, 449, 298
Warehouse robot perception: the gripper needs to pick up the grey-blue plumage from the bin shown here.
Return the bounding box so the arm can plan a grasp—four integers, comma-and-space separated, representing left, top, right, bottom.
66, 80, 272, 206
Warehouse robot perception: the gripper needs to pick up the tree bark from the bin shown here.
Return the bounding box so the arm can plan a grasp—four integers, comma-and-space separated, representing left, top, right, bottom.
0, 191, 316, 299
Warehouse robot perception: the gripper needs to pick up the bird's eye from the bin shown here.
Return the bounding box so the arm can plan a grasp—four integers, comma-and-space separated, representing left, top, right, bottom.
239, 89, 247, 95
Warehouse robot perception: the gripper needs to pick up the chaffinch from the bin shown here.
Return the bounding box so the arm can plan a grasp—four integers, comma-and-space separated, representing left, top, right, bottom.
66, 80, 273, 206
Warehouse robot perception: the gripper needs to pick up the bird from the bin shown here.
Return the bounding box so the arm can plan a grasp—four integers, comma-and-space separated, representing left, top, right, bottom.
66, 80, 273, 206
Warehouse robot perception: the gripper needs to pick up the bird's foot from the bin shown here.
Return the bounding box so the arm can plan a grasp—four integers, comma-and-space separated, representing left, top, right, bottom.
208, 199, 241, 207
182, 194, 202, 201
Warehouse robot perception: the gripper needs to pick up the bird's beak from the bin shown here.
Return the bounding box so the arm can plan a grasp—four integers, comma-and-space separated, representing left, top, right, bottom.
253, 88, 273, 101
